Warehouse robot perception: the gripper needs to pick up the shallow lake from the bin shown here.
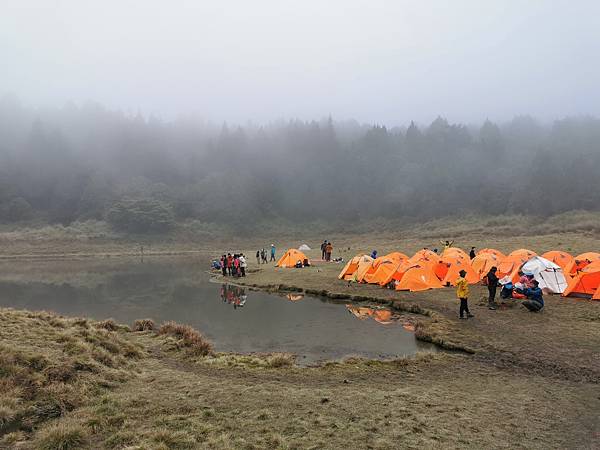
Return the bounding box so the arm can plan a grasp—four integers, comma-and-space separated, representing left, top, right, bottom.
0, 258, 434, 363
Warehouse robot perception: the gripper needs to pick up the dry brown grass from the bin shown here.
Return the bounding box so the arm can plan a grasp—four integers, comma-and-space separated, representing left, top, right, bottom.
158, 321, 214, 356
133, 318, 155, 332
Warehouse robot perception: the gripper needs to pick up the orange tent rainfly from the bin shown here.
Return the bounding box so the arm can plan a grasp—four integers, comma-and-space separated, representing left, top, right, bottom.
436, 257, 479, 286
442, 247, 469, 260
471, 252, 501, 279
497, 253, 531, 283
410, 249, 438, 263
276, 249, 309, 268
338, 255, 373, 280
562, 261, 600, 300
508, 249, 537, 260
395, 264, 443, 292
567, 252, 600, 276
477, 248, 506, 260
362, 252, 409, 284
541, 251, 574, 273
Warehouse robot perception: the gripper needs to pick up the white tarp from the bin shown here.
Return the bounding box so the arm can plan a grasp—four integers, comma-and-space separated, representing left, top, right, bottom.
521, 256, 568, 294
298, 244, 311, 251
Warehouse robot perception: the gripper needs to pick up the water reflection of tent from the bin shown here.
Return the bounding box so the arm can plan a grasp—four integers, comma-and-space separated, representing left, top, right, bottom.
286, 293, 304, 301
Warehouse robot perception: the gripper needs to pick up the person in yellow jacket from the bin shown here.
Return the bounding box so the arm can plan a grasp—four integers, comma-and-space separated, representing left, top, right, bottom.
456, 269, 474, 319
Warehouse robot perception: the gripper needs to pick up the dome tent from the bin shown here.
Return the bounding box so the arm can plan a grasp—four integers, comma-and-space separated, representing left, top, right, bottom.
276, 249, 309, 268
298, 244, 311, 251
521, 256, 568, 294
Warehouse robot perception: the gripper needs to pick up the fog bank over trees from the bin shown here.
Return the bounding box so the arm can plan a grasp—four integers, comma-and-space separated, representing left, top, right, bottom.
0, 96, 599, 233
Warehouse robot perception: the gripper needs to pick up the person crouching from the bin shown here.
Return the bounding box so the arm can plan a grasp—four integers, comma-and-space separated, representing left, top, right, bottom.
522, 280, 544, 312
456, 269, 474, 319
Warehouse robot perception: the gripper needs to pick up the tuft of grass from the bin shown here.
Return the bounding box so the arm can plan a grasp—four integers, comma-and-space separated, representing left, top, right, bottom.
133, 318, 155, 332
151, 428, 197, 449
266, 353, 295, 368
95, 319, 118, 331
35, 422, 88, 450
158, 321, 213, 356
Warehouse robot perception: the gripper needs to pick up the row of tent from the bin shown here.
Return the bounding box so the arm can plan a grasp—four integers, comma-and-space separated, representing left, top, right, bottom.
336, 247, 600, 300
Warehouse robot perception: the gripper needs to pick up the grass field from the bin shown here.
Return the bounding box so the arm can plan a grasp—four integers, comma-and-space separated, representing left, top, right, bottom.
1, 214, 599, 449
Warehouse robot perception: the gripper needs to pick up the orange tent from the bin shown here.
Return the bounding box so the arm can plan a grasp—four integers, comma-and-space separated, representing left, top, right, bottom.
541, 251, 574, 273
436, 257, 479, 286
276, 249, 309, 268
471, 252, 501, 279
363, 252, 408, 284
477, 248, 506, 259
508, 249, 537, 260
497, 254, 530, 282
409, 249, 438, 263
338, 255, 373, 280
396, 264, 443, 292
354, 257, 379, 283
442, 247, 469, 260
567, 252, 600, 275
562, 261, 600, 299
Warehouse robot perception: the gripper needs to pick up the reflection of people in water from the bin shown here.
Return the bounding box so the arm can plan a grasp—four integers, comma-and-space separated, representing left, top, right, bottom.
220, 284, 247, 309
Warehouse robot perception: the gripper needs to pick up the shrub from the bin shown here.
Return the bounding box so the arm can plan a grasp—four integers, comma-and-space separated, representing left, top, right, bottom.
133, 318, 155, 331
95, 319, 118, 332
158, 322, 213, 356
35, 422, 88, 450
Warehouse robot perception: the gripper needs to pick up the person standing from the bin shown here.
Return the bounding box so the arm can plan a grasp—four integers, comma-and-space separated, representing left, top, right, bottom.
456, 269, 474, 319
221, 255, 227, 277
321, 240, 328, 260
256, 250, 260, 265
270, 244, 276, 262
325, 242, 333, 261
227, 253, 233, 275
469, 247, 476, 259
485, 266, 499, 310
239, 253, 247, 277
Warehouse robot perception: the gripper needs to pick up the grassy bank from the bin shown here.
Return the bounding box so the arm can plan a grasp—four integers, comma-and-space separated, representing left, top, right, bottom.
1, 307, 599, 449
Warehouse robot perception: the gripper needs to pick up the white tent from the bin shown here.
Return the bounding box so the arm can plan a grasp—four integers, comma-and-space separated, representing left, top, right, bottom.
521, 256, 568, 294
298, 244, 311, 251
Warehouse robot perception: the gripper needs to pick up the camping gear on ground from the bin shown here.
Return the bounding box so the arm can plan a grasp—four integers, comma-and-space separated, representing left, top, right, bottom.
521, 256, 567, 294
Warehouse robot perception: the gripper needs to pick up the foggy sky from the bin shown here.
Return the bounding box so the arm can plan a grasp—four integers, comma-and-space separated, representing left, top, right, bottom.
2, 0, 599, 125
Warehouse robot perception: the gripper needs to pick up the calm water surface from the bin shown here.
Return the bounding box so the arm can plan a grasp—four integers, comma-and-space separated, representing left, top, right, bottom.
0, 258, 433, 363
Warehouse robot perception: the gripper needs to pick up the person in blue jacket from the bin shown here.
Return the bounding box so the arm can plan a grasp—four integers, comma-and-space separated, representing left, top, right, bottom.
522, 280, 544, 312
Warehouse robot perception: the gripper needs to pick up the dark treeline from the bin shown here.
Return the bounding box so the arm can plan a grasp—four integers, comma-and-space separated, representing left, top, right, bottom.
1, 95, 599, 233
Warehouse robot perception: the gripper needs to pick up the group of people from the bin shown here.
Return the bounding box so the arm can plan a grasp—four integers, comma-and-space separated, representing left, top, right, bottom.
457, 266, 545, 319
256, 245, 276, 264
320, 240, 334, 261
218, 253, 247, 277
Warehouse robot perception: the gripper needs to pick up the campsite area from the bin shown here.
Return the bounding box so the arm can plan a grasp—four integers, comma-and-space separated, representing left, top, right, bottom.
1, 219, 599, 449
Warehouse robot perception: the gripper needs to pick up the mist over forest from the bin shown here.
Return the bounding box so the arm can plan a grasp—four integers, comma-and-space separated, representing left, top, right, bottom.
1, 96, 599, 233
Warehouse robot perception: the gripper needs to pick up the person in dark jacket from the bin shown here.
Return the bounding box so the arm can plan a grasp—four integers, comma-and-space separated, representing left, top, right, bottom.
486, 266, 499, 310
522, 280, 544, 312
469, 247, 476, 259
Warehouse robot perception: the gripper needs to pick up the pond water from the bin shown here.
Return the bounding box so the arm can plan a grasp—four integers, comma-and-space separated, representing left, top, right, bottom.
0, 258, 434, 363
